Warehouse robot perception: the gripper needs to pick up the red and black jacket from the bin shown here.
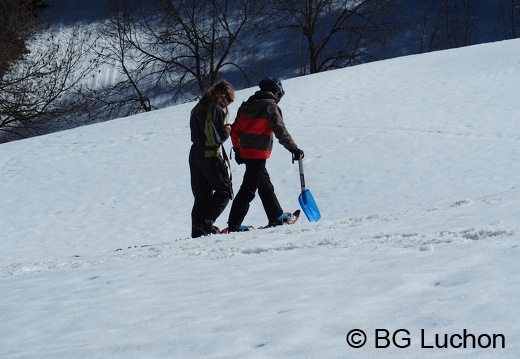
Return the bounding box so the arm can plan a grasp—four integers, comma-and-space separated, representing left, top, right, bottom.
231, 91, 298, 159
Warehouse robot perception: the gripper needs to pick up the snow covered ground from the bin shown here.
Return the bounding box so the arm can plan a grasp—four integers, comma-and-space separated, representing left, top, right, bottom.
1, 39, 520, 358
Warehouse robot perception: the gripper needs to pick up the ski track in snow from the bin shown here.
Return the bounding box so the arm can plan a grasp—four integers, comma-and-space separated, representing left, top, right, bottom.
3, 193, 516, 278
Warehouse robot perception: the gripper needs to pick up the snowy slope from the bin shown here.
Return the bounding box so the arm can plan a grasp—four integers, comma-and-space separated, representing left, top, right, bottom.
1, 40, 520, 358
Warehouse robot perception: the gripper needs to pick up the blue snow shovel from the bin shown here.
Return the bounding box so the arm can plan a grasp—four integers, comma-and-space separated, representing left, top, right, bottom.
297, 158, 321, 222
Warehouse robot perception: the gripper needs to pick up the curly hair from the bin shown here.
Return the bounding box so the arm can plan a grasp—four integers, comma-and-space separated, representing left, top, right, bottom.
195, 80, 235, 120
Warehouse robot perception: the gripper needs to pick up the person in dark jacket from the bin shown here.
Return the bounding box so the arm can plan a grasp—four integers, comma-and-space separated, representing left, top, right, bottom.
189, 80, 235, 238
227, 77, 304, 232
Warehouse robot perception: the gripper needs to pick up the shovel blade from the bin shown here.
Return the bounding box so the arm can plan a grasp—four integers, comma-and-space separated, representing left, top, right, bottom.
298, 189, 321, 222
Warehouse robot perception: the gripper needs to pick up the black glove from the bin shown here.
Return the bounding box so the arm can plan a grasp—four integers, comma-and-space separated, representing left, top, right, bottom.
291, 148, 305, 162
233, 148, 244, 165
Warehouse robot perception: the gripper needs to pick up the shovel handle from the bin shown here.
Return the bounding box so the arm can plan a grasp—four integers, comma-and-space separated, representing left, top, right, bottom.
298, 158, 306, 192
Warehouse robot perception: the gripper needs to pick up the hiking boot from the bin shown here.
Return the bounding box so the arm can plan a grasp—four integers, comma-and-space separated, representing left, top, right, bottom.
228, 224, 253, 233
192, 220, 220, 238
267, 212, 295, 228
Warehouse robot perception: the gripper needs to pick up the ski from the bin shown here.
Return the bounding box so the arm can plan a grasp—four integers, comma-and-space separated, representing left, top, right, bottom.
219, 225, 254, 235
220, 210, 301, 234
258, 210, 300, 229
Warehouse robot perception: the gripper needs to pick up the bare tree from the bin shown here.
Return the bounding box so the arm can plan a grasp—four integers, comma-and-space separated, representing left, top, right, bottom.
497, 0, 520, 38
458, 0, 481, 46
417, 0, 481, 53
144, 0, 266, 95
94, 0, 155, 118
98, 0, 266, 117
0, 27, 101, 141
0, 0, 40, 78
270, 0, 402, 75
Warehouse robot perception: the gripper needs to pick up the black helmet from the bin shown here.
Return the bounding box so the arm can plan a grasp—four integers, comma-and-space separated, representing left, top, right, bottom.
259, 77, 285, 97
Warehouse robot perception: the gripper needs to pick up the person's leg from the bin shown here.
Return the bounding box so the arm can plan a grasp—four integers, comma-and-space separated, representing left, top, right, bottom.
189, 151, 212, 237
227, 159, 264, 226
200, 156, 232, 223
190, 152, 231, 237
257, 164, 284, 222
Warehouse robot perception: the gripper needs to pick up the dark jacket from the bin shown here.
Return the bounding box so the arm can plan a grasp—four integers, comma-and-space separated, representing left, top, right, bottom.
231, 91, 297, 159
190, 104, 230, 157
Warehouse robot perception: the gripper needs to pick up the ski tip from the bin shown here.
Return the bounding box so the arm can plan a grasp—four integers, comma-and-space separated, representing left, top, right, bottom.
220, 227, 229, 234
259, 210, 301, 229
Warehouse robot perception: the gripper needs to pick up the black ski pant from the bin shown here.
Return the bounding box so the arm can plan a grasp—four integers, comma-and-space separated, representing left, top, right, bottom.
227, 159, 283, 226
189, 147, 232, 236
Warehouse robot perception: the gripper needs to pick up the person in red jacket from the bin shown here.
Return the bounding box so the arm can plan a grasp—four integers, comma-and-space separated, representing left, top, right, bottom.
189, 80, 235, 238
227, 77, 304, 232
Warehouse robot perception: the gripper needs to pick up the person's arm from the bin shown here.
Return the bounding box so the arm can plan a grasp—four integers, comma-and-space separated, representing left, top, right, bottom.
267, 103, 298, 152
211, 105, 230, 145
